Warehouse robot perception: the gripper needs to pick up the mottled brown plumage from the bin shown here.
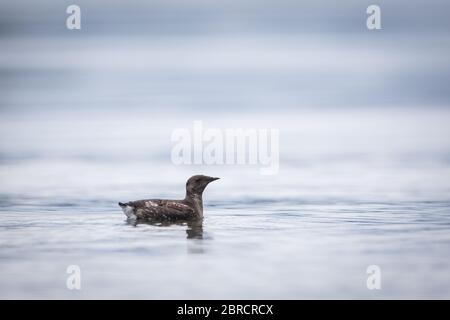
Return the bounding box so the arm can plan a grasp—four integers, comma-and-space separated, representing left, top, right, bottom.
118, 175, 219, 221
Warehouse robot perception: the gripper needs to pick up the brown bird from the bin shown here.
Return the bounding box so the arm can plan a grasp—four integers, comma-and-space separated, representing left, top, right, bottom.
118, 175, 219, 221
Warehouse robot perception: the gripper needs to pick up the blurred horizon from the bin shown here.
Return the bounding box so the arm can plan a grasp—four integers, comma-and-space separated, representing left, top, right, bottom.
1, 0, 450, 113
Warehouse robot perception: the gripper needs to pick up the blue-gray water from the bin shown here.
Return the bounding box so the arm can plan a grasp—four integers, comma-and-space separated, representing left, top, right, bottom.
1, 110, 450, 299
1, 0, 450, 299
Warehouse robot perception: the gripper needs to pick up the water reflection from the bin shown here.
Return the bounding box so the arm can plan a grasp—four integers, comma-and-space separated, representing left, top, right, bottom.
185, 219, 204, 239
126, 218, 204, 240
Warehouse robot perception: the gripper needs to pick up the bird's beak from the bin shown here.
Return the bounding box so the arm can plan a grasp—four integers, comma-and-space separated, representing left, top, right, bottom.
209, 177, 220, 182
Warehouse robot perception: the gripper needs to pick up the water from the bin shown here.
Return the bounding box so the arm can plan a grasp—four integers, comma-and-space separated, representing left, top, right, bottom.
1, 196, 450, 299
1, 109, 450, 299
1, 0, 450, 299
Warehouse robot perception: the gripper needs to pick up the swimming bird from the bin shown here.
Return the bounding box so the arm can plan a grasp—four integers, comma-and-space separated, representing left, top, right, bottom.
118, 175, 219, 221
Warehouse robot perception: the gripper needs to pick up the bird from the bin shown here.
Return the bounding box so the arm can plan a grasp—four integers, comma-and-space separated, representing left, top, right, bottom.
118, 175, 219, 221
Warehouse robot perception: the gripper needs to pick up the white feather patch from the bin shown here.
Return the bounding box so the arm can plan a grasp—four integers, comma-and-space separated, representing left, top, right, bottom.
122, 205, 137, 219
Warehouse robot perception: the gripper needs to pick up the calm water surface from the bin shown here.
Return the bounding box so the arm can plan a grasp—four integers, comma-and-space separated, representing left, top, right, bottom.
1, 21, 450, 297
1, 196, 450, 299
1, 111, 450, 299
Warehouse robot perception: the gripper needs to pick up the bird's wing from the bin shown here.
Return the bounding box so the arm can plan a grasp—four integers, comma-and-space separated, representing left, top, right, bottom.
129, 199, 194, 220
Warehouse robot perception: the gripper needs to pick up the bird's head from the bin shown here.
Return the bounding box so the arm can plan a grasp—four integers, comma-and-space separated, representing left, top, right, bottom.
186, 175, 220, 197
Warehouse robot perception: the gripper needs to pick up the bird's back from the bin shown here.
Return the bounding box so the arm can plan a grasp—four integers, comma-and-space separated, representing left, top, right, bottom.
119, 199, 196, 221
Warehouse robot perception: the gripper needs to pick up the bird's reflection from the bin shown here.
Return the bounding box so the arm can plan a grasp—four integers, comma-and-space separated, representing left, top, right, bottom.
185, 219, 204, 239
126, 218, 204, 239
